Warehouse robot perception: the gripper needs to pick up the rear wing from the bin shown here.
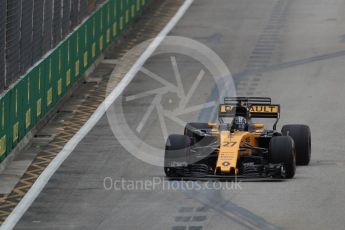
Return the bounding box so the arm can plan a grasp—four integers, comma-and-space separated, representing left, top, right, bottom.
249, 104, 280, 118
219, 97, 280, 130
224, 97, 272, 105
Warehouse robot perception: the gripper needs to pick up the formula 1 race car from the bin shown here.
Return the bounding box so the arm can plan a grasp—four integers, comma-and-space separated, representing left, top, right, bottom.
164, 97, 311, 179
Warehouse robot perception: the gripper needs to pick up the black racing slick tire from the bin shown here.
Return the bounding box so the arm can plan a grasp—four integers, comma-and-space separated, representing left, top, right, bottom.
164, 135, 191, 177
282, 125, 311, 166
269, 136, 296, 179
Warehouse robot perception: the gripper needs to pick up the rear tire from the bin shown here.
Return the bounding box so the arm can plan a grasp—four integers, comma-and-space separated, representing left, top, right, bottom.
269, 136, 296, 179
164, 135, 191, 177
282, 125, 311, 165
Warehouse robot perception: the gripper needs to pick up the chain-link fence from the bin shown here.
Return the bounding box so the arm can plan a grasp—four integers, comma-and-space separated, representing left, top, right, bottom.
0, 0, 6, 92
0, 0, 150, 162
0, 0, 108, 94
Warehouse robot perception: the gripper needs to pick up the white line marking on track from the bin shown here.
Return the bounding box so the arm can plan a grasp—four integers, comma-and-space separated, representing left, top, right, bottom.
0, 0, 194, 229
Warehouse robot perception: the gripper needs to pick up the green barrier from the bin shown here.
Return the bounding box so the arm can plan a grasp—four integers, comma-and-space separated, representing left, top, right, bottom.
29, 71, 38, 128
119, 0, 125, 31
22, 75, 33, 133
51, 45, 66, 103
115, 0, 121, 37
57, 45, 66, 101
0, 0, 151, 161
9, 81, 23, 148
125, 0, 131, 27
94, 10, 103, 54
61, 44, 68, 98
102, 2, 111, 49
99, 8, 106, 52
0, 93, 9, 161
75, 31, 82, 79
44, 57, 53, 111
131, 0, 136, 22
69, 32, 80, 80
134, 0, 139, 15
88, 15, 97, 63
78, 25, 87, 74
32, 64, 46, 121
67, 33, 77, 84
125, 0, 130, 26
110, 0, 120, 40
93, 11, 101, 59
105, 2, 112, 46
84, 20, 93, 69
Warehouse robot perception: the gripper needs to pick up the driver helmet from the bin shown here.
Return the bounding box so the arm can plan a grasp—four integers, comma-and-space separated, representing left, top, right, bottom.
233, 116, 247, 131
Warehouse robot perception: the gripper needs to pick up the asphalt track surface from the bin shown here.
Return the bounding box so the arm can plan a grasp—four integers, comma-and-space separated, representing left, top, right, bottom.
13, 0, 345, 229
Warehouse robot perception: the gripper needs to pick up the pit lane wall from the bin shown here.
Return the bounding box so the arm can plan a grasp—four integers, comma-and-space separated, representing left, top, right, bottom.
0, 0, 150, 162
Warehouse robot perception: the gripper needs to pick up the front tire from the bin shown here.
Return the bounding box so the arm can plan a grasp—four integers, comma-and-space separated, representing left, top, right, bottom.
164, 135, 191, 177
282, 125, 311, 165
269, 136, 296, 179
